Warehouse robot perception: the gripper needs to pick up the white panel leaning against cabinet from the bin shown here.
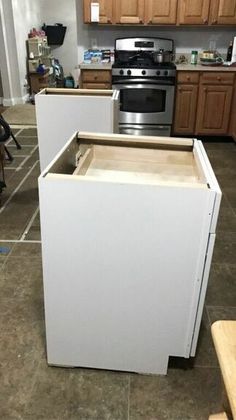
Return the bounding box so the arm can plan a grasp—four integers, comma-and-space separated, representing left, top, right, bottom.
35, 88, 119, 171
39, 132, 221, 375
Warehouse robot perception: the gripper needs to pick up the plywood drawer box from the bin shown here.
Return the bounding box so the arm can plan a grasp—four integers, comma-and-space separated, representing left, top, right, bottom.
39, 132, 221, 375
35, 88, 119, 171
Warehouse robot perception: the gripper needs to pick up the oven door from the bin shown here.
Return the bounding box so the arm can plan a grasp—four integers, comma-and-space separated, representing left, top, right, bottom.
112, 83, 175, 125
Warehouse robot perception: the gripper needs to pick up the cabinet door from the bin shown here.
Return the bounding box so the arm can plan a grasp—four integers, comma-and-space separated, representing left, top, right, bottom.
174, 85, 198, 135
178, 0, 211, 24
84, 0, 113, 24
145, 0, 177, 24
115, 0, 145, 24
196, 85, 233, 135
210, 0, 236, 24
229, 84, 236, 140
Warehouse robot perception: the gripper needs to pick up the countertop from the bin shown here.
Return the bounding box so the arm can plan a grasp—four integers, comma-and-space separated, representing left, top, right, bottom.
79, 63, 112, 70
176, 63, 236, 72
79, 62, 236, 72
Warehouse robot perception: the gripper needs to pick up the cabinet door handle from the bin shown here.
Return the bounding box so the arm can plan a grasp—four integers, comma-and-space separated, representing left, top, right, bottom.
204, 88, 207, 92
178, 87, 182, 92
148, 19, 152, 24
107, 18, 112, 24
217, 76, 221, 81
203, 18, 208, 24
139, 19, 143, 23
212, 19, 217, 24
186, 76, 190, 81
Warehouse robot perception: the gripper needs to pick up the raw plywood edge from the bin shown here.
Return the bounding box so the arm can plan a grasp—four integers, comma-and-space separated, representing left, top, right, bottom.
43, 88, 114, 96
73, 147, 94, 175
77, 132, 194, 150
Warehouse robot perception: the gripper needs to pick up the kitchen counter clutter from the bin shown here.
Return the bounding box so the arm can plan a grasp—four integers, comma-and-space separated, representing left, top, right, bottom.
176, 64, 236, 71
39, 131, 221, 375
35, 88, 119, 171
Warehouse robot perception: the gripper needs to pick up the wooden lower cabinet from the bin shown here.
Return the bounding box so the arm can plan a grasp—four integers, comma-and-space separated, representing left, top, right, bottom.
174, 84, 198, 134
229, 82, 236, 141
80, 69, 112, 89
174, 71, 235, 137
195, 85, 233, 135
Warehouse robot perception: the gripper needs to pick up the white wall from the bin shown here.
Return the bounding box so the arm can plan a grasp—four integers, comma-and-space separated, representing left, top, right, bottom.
76, 0, 235, 63
40, 0, 78, 77
12, 0, 42, 99
0, 0, 22, 105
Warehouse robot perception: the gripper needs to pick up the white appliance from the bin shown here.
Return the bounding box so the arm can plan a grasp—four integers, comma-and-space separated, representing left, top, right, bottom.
35, 88, 119, 171
39, 132, 221, 375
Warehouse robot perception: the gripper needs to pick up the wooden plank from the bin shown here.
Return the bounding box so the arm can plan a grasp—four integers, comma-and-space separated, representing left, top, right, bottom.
208, 413, 229, 419
73, 147, 94, 175
43, 88, 113, 96
211, 321, 236, 419
93, 144, 194, 165
77, 131, 194, 150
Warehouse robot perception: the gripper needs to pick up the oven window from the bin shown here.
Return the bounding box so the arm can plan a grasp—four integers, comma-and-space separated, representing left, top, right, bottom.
120, 88, 166, 113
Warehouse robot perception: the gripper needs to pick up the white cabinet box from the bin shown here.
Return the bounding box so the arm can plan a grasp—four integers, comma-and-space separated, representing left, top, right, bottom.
39, 132, 221, 375
35, 88, 119, 171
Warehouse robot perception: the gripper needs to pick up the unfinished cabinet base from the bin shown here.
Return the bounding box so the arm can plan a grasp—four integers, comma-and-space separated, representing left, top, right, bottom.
39, 132, 221, 375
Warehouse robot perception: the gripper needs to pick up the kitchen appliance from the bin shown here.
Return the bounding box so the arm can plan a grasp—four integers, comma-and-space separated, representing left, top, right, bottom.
39, 131, 221, 375
112, 37, 176, 136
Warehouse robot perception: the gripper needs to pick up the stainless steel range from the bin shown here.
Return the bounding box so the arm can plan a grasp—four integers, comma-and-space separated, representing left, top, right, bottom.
112, 37, 176, 136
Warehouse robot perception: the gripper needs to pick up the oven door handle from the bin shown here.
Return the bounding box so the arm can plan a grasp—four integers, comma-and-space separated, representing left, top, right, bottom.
112, 79, 174, 86
112, 82, 175, 90
121, 125, 170, 130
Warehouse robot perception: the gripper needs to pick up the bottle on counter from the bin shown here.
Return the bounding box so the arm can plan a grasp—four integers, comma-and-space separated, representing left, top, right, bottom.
191, 50, 198, 65
226, 41, 233, 62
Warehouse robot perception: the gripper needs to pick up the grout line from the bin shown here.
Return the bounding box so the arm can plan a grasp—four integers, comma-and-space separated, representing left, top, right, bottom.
9, 124, 37, 129
0, 239, 41, 243
127, 375, 130, 420
0, 160, 39, 214
20, 207, 39, 241
12, 155, 29, 158
16, 145, 38, 171
205, 306, 212, 326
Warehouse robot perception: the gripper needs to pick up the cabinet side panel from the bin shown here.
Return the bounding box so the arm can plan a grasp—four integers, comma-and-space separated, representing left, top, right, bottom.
35, 95, 115, 171
39, 177, 214, 374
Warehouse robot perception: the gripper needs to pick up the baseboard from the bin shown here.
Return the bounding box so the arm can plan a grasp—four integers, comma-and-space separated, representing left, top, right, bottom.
3, 94, 30, 106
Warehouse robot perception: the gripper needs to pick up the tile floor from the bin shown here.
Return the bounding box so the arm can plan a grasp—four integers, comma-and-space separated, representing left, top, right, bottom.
0, 129, 235, 419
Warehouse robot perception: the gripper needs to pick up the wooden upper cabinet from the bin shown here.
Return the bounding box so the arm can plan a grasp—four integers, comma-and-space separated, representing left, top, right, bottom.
115, 0, 145, 24
145, 0, 178, 24
210, 0, 236, 24
178, 0, 211, 24
84, 0, 113, 24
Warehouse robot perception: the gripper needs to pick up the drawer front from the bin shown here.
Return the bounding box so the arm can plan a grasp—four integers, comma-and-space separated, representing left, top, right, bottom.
177, 72, 199, 84
82, 70, 111, 83
82, 82, 111, 90
201, 72, 235, 85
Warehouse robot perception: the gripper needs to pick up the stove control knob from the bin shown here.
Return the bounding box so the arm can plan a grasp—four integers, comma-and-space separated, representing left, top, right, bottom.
156, 70, 160, 76
119, 69, 124, 75
164, 70, 169, 76
127, 70, 132, 76
142, 70, 146, 75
